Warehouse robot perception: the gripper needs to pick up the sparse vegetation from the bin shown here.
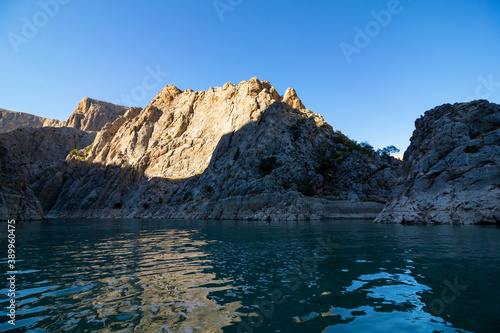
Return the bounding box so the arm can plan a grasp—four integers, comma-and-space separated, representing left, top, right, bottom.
320, 123, 332, 131
290, 118, 306, 140
359, 141, 375, 154
300, 184, 315, 196
377, 145, 400, 156
70, 148, 87, 158
315, 150, 339, 181
332, 132, 362, 151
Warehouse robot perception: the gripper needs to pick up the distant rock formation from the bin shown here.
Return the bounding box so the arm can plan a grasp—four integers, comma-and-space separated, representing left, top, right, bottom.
41, 78, 401, 220
0, 108, 64, 134
376, 100, 500, 224
0, 98, 128, 134
66, 98, 129, 131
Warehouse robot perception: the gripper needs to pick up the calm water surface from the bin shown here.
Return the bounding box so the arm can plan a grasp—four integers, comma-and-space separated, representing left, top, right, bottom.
0, 219, 499, 332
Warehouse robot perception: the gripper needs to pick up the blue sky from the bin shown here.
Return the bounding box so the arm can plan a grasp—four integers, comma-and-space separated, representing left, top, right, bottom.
1, 0, 499, 152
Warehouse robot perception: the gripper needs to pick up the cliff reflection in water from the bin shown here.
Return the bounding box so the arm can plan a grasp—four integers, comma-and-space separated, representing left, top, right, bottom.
42, 229, 242, 332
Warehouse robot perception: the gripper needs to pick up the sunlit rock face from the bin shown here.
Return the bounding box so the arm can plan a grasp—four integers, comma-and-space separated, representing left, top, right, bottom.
66, 98, 129, 132
0, 108, 65, 133
42, 78, 401, 220
1, 97, 128, 135
376, 100, 500, 224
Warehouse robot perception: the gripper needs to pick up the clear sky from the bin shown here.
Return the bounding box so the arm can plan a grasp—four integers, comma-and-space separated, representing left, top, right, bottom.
1, 0, 499, 153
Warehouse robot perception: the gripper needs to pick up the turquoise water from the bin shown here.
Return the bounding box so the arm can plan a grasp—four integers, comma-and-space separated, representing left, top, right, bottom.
1, 219, 499, 332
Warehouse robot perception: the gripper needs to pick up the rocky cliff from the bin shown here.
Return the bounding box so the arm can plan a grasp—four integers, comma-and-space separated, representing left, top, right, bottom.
66, 98, 129, 131
376, 100, 500, 224
0, 98, 130, 220
0, 138, 44, 220
41, 78, 401, 220
0, 108, 65, 133
0, 127, 96, 220
1, 98, 128, 134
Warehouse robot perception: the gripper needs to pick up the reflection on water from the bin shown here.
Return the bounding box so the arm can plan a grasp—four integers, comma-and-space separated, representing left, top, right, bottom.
0, 219, 499, 333
1, 226, 242, 332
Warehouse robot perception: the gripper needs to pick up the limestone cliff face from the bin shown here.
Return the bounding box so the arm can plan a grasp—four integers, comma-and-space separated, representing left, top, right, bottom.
0, 138, 43, 221
66, 98, 129, 131
44, 78, 401, 220
376, 100, 500, 224
0, 108, 65, 133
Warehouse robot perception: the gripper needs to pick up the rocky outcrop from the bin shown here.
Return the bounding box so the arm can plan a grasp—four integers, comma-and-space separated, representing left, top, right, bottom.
66, 98, 128, 131
0, 108, 64, 133
376, 100, 500, 224
43, 78, 401, 220
1, 98, 128, 134
0, 98, 135, 220
0, 127, 95, 217
0, 138, 43, 221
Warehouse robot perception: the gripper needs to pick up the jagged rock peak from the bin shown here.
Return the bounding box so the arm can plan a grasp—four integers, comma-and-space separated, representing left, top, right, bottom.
158, 85, 184, 97
151, 77, 306, 111
66, 98, 129, 132
283, 87, 305, 110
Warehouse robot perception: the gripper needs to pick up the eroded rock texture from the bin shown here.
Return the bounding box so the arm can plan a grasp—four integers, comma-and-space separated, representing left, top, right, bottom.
376, 100, 500, 224
43, 78, 401, 220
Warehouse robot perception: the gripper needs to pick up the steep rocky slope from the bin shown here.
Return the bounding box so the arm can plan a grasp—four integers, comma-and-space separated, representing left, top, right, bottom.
376, 100, 500, 224
0, 138, 43, 220
44, 78, 401, 220
66, 98, 129, 131
0, 127, 96, 214
0, 108, 64, 133
0, 98, 130, 220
